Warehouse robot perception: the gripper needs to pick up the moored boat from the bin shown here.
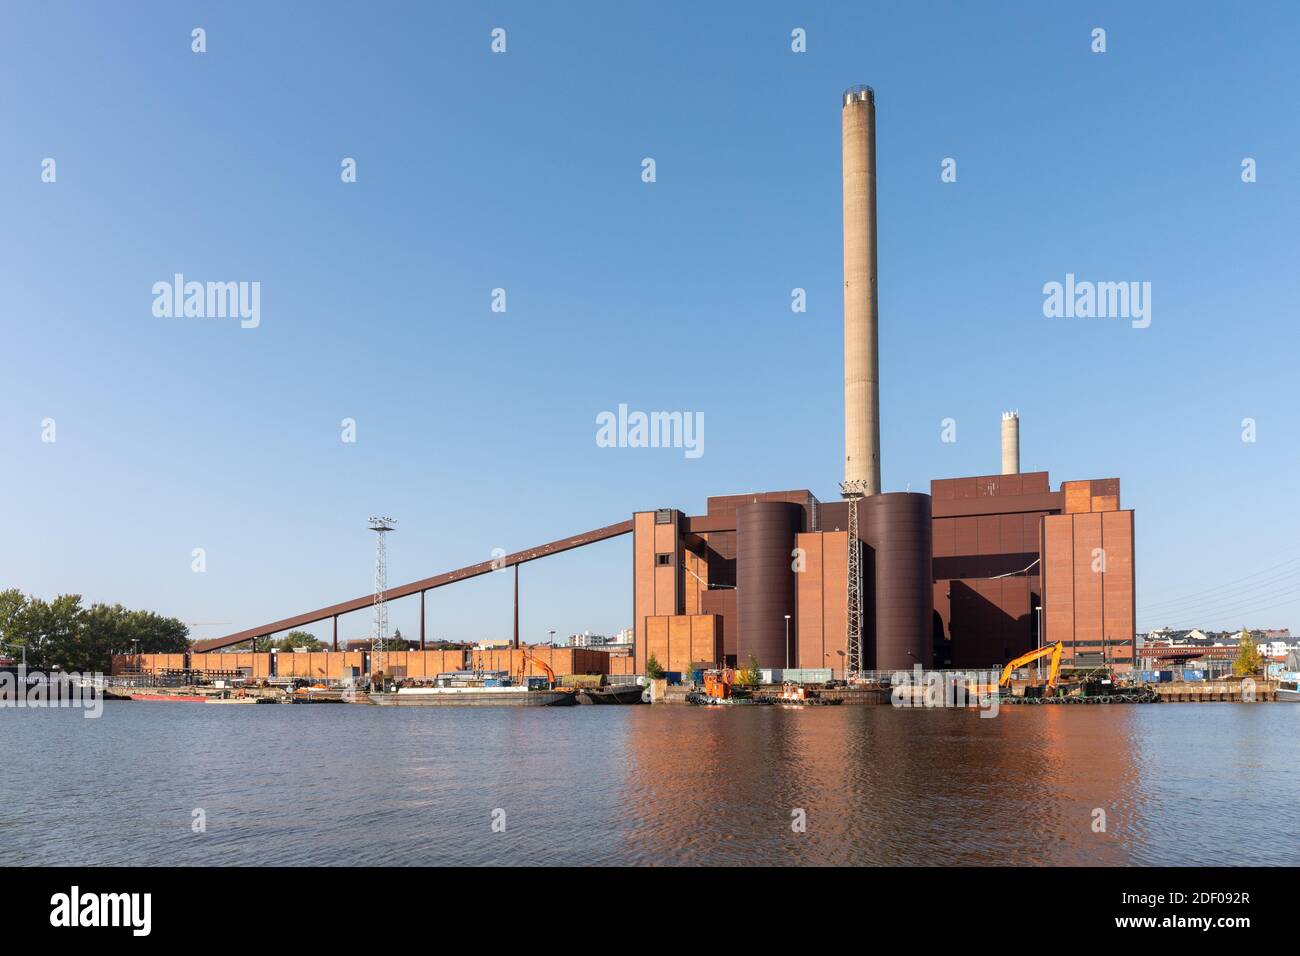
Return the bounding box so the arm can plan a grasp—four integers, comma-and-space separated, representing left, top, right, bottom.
575, 683, 645, 705
368, 670, 577, 706
369, 686, 576, 706
1276, 652, 1300, 701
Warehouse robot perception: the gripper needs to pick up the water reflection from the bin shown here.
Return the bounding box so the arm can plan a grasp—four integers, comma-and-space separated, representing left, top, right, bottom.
620, 704, 1296, 865
2, 701, 1297, 865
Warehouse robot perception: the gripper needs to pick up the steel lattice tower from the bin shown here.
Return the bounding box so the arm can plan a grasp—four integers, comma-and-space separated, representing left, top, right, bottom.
841, 482, 867, 677
368, 516, 396, 679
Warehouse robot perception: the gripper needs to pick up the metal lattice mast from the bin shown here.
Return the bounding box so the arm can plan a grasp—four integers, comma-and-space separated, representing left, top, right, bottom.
841, 481, 867, 678
368, 516, 396, 678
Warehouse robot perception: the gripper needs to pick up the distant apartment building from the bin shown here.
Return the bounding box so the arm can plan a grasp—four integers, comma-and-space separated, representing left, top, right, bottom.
569, 630, 635, 657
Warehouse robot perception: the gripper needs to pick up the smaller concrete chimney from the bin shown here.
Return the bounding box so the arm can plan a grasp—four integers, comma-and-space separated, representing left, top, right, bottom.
1001, 411, 1020, 475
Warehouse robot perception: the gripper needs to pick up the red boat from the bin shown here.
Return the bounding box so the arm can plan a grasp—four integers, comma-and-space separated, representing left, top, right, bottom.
129, 693, 209, 702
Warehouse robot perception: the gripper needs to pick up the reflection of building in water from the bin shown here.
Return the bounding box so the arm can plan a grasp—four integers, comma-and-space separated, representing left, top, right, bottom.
620, 707, 1143, 865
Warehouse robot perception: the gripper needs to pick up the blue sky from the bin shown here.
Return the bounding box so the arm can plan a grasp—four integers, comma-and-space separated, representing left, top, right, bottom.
2, 1, 1297, 644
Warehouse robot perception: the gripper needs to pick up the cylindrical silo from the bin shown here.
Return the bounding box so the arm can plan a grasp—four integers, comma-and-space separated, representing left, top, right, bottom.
842, 85, 881, 498
1001, 411, 1020, 475
861, 492, 932, 671
736, 502, 801, 669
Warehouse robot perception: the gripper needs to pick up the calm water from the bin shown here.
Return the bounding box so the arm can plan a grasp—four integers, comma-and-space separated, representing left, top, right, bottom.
4, 701, 1298, 866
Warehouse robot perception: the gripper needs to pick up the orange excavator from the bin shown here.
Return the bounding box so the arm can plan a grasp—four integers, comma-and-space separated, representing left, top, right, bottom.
514, 650, 571, 692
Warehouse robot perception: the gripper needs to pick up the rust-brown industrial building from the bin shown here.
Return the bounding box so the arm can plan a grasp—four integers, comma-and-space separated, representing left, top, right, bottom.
166, 85, 1135, 681
628, 466, 1134, 678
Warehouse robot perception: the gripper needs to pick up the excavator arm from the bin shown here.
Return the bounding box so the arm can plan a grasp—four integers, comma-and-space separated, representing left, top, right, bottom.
516, 651, 557, 687
998, 641, 1063, 688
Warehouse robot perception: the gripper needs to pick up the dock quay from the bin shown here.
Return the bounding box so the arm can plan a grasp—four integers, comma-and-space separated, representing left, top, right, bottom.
101, 682, 359, 704
1152, 681, 1276, 703
887, 679, 1280, 706
654, 682, 888, 705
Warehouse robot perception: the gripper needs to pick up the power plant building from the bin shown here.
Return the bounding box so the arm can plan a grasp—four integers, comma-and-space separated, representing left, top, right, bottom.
627, 85, 1135, 678
174, 84, 1137, 682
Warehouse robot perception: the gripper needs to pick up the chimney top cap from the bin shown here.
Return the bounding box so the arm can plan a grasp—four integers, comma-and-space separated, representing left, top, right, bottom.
842, 85, 874, 107
1002, 410, 1019, 421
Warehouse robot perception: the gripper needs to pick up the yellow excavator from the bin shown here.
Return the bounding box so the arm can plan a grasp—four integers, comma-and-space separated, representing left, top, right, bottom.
957, 642, 1066, 702
998, 641, 1064, 695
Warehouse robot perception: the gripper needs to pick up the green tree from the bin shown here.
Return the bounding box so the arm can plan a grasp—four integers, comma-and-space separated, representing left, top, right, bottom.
274, 630, 326, 652
0, 590, 188, 673
645, 653, 665, 679
739, 654, 762, 686
5, 593, 84, 670
1233, 628, 1263, 677
0, 588, 32, 661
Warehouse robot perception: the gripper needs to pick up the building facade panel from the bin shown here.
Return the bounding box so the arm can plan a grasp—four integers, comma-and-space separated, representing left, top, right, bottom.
1072, 512, 1104, 645
668, 615, 692, 674
1043, 514, 1075, 646
633, 511, 656, 669
689, 614, 721, 669
653, 515, 680, 618
932, 516, 955, 557
820, 531, 849, 676
954, 516, 978, 555
795, 531, 825, 670
1102, 509, 1136, 658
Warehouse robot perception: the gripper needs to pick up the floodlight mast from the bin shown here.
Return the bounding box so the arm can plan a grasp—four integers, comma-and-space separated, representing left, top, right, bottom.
368, 516, 396, 685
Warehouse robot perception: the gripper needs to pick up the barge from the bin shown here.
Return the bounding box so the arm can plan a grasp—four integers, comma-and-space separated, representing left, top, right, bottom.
369, 685, 576, 706
369, 670, 577, 707
575, 683, 645, 705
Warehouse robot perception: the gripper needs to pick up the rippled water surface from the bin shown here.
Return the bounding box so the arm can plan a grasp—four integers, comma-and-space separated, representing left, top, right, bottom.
4, 701, 1298, 865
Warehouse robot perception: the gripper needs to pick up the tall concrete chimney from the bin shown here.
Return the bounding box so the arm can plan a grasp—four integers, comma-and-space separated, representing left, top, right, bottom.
1001, 410, 1020, 475
842, 85, 880, 498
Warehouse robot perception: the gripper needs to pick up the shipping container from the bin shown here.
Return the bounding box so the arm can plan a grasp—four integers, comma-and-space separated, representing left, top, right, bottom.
782, 668, 833, 684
